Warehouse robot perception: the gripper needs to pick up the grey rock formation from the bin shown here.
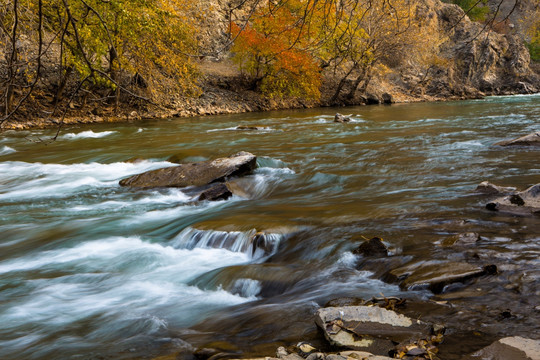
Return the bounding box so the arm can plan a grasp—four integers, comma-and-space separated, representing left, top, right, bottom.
486, 183, 540, 215
387, 261, 497, 293
334, 113, 352, 123
119, 152, 256, 188
476, 181, 517, 195
469, 336, 540, 360
315, 306, 431, 355
495, 132, 540, 147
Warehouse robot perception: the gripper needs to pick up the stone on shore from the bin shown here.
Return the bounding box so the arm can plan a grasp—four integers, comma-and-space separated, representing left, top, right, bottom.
387, 261, 497, 293
495, 132, 540, 146
486, 183, 540, 216
334, 113, 352, 123
469, 336, 540, 360
315, 306, 432, 355
119, 152, 257, 188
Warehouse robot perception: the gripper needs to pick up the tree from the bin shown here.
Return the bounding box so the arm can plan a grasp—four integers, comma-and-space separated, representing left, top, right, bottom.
0, 0, 199, 128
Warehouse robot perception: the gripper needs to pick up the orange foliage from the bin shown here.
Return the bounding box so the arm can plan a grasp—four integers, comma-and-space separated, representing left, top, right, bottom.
230, 2, 322, 99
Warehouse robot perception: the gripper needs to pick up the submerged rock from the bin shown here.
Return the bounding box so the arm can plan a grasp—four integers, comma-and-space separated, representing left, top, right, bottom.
486, 183, 540, 216
495, 132, 540, 147
387, 261, 497, 293
442, 232, 481, 247
334, 113, 352, 123
119, 152, 257, 188
475, 181, 516, 195
352, 237, 388, 257
469, 336, 540, 360
236, 125, 262, 131
315, 306, 432, 355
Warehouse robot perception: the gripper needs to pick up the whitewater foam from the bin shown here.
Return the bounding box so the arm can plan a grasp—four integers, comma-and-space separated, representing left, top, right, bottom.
0, 146, 16, 155
62, 130, 117, 139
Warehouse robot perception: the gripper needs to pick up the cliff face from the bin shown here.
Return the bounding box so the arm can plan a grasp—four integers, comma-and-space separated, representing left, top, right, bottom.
434, 1, 539, 95
197, 0, 539, 105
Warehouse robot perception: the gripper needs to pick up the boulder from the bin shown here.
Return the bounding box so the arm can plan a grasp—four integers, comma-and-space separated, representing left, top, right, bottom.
198, 183, 232, 201
334, 113, 352, 123
352, 237, 388, 257
475, 181, 516, 195
387, 261, 497, 293
469, 336, 540, 360
119, 152, 257, 188
315, 306, 432, 355
486, 183, 540, 216
495, 132, 540, 147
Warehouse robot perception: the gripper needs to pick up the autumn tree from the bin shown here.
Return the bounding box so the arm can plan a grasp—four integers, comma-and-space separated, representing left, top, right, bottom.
0, 0, 199, 127
230, 0, 324, 99
229, 0, 444, 103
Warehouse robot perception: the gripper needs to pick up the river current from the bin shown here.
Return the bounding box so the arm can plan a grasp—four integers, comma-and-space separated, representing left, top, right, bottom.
0, 95, 539, 359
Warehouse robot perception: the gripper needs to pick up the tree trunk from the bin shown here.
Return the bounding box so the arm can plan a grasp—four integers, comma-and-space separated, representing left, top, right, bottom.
53, 66, 73, 105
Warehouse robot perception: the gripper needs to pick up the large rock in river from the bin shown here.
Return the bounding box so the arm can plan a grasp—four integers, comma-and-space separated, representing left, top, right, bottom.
486, 183, 540, 216
315, 306, 432, 355
119, 152, 257, 188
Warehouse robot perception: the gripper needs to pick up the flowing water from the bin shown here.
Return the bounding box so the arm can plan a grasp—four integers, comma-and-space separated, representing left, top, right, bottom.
0, 95, 539, 359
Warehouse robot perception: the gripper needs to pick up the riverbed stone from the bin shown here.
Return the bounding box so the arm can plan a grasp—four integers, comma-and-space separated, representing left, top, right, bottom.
334, 113, 352, 123
475, 181, 516, 195
495, 131, 540, 146
315, 306, 431, 355
339, 351, 393, 360
442, 232, 481, 247
198, 183, 233, 201
352, 237, 388, 257
387, 261, 497, 293
236, 125, 262, 130
469, 336, 540, 360
119, 152, 257, 188
486, 183, 540, 216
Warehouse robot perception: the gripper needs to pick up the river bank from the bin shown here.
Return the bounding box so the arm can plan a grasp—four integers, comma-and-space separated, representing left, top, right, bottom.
0, 64, 532, 132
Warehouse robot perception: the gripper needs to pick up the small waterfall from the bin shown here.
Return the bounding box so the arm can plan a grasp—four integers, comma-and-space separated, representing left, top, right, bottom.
171, 227, 283, 258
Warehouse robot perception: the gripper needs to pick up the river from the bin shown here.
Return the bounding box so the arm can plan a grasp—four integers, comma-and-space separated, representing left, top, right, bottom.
0, 95, 539, 359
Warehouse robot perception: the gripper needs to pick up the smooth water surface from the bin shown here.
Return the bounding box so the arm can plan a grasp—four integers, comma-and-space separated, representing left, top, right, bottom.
0, 95, 539, 359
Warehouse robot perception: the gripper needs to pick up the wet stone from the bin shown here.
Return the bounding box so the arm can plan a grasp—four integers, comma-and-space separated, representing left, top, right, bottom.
475, 181, 516, 195
495, 131, 540, 147
352, 237, 388, 257
198, 183, 232, 201
486, 183, 540, 216
236, 125, 262, 131
442, 232, 481, 247
334, 113, 352, 123
387, 261, 497, 294
119, 152, 257, 188
325, 297, 366, 308
469, 336, 540, 360
339, 351, 394, 360
315, 306, 432, 355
